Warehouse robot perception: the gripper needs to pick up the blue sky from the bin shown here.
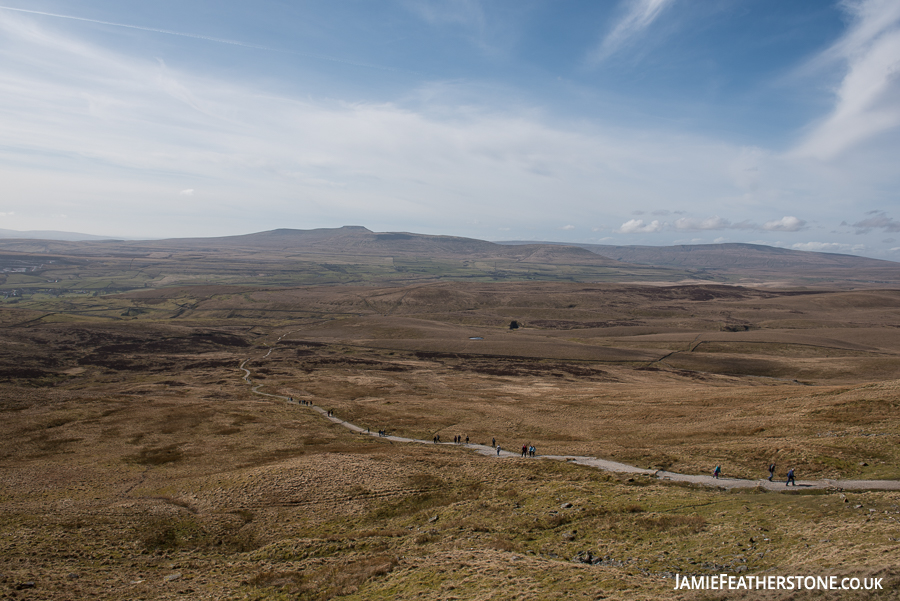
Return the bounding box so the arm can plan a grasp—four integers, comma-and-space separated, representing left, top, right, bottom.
1, 1, 899, 258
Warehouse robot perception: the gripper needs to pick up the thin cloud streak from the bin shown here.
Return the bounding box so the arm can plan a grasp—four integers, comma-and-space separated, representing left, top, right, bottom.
0, 5, 274, 50
791, 0, 900, 159
0, 5, 412, 75
587, 0, 675, 64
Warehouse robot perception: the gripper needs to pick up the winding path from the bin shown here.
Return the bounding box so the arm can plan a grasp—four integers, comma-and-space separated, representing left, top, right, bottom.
239, 356, 900, 493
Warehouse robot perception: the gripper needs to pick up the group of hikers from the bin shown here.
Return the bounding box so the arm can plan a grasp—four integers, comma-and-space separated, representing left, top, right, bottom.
292, 400, 800, 486
423, 434, 538, 459
431, 434, 473, 444
769, 462, 797, 485
713, 462, 796, 485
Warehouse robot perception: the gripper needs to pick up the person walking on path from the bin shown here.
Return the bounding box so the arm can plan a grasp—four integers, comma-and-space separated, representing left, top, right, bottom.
713, 465, 721, 479
496, 445, 501, 456
786, 468, 796, 486
492, 437, 496, 448
768, 463, 776, 481
522, 444, 528, 457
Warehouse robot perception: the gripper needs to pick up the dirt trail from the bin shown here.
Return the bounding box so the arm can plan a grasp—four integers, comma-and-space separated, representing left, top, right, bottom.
239, 359, 900, 492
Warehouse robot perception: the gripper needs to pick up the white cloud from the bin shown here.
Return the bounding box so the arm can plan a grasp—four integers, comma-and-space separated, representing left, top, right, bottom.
670, 215, 806, 232
792, 0, 900, 160
588, 0, 676, 64
673, 216, 731, 231
179, 189, 195, 196
762, 216, 807, 232
560, 224, 575, 230
618, 219, 663, 233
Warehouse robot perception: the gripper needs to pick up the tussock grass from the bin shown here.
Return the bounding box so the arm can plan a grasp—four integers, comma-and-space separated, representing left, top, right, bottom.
246, 555, 399, 601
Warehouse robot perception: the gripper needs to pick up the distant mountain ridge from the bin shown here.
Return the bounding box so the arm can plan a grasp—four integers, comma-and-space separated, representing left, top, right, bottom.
0, 228, 117, 242
0, 226, 897, 288
499, 240, 896, 270
0, 226, 624, 267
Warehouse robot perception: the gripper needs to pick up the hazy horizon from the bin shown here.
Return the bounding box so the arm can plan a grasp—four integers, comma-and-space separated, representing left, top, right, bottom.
3, 224, 900, 263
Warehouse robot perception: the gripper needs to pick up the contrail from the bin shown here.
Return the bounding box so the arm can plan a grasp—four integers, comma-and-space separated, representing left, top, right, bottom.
0, 5, 274, 50
0, 5, 414, 74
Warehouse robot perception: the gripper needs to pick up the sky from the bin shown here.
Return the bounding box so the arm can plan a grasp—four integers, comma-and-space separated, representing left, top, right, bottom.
1, 0, 899, 258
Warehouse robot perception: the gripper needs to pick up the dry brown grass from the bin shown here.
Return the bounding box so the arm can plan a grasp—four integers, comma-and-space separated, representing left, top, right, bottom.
1, 282, 900, 599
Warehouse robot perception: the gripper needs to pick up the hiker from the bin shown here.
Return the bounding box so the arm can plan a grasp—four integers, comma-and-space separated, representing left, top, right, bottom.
786, 468, 796, 486
465, 435, 469, 444
496, 445, 501, 456
522, 444, 527, 457
492, 437, 496, 448
713, 465, 721, 479
768, 463, 776, 481
529, 445, 535, 457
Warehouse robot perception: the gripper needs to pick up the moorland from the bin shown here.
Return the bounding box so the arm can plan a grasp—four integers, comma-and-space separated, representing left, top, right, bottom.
1, 227, 899, 600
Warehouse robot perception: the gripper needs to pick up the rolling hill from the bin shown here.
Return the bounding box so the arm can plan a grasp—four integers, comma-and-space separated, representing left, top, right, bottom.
0, 227, 897, 290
